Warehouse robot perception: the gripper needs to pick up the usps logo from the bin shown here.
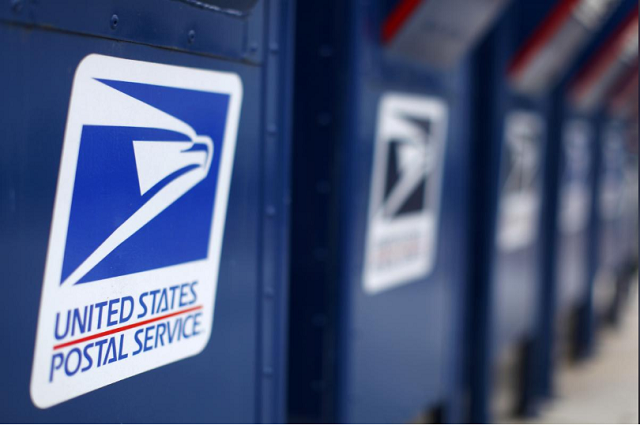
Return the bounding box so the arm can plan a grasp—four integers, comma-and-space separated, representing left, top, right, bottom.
497, 110, 544, 251
599, 122, 626, 220
559, 120, 593, 234
363, 93, 448, 294
30, 55, 242, 408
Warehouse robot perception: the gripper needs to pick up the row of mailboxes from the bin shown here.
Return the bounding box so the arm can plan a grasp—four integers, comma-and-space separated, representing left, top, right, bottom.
291, 0, 638, 422
0, 0, 637, 423
524, 0, 640, 404
466, 0, 637, 420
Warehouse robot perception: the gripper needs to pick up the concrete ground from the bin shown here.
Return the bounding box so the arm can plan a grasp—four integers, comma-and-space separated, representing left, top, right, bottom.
528, 286, 639, 424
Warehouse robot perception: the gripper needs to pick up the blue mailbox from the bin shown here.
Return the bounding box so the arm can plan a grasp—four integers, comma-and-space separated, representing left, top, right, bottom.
593, 119, 634, 320
605, 72, 640, 315
287, 0, 506, 423
0, 0, 293, 422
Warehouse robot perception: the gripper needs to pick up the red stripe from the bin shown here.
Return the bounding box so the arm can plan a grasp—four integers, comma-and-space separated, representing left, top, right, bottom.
608, 61, 639, 112
570, 8, 639, 102
508, 0, 581, 77
53, 305, 203, 350
381, 0, 424, 44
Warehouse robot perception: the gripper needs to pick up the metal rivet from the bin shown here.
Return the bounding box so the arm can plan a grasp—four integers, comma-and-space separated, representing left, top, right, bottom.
317, 113, 332, 127
313, 248, 328, 262
188, 30, 196, 44
312, 314, 327, 327
11, 0, 22, 13
269, 43, 279, 53
110, 14, 118, 30
249, 42, 259, 52
265, 205, 276, 217
311, 380, 325, 391
316, 180, 330, 194
319, 45, 333, 58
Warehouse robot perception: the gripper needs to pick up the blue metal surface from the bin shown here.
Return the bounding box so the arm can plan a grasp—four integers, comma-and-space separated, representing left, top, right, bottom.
0, 0, 265, 64
553, 114, 595, 314
288, 0, 473, 423
0, 0, 293, 422
468, 1, 564, 421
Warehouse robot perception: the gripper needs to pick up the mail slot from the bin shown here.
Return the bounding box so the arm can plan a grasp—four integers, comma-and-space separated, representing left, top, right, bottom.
0, 0, 293, 422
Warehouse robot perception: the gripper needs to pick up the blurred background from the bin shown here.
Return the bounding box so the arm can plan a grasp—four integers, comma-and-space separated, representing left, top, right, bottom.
0, 0, 638, 423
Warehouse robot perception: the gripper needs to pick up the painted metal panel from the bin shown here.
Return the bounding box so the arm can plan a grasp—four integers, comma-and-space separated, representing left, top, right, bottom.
0, 0, 293, 421
288, 0, 472, 422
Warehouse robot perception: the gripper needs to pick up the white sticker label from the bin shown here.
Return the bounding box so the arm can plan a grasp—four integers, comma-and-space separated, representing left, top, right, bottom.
599, 122, 626, 220
30, 55, 243, 408
363, 93, 448, 294
497, 110, 544, 251
559, 119, 593, 234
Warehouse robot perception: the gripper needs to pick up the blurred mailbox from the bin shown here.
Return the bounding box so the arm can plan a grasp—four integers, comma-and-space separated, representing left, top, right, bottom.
288, 0, 504, 422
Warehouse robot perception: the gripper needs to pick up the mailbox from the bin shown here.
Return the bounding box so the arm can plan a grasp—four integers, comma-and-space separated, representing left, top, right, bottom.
287, 0, 506, 422
0, 0, 293, 422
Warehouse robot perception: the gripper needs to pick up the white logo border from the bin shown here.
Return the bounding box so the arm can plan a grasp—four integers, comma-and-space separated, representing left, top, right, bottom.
30, 54, 243, 408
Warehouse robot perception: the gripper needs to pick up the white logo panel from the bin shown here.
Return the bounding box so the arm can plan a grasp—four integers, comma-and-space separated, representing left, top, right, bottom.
363, 93, 448, 294
30, 55, 243, 408
497, 110, 544, 251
